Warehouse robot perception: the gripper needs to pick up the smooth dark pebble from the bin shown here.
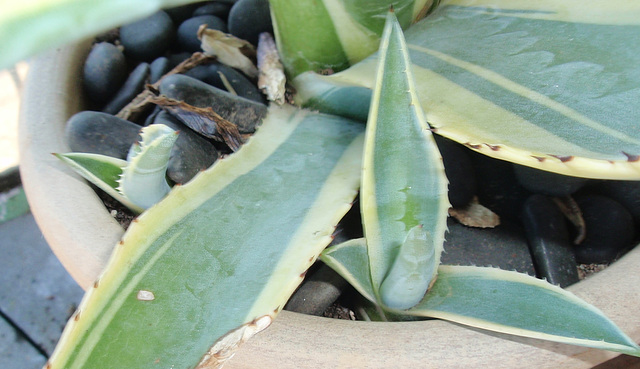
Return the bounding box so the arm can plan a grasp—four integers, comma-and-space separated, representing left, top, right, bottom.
441, 218, 536, 276
149, 57, 170, 84
65, 111, 141, 159
573, 195, 635, 264
193, 2, 232, 18
228, 0, 273, 45
594, 180, 640, 225
119, 11, 174, 61
83, 42, 127, 104
522, 194, 579, 287
184, 63, 266, 103
153, 111, 219, 184
468, 150, 532, 223
434, 135, 476, 208
177, 15, 227, 53
285, 264, 348, 316
159, 74, 266, 133
102, 62, 150, 115
164, 2, 205, 24
166, 52, 193, 69
513, 164, 588, 197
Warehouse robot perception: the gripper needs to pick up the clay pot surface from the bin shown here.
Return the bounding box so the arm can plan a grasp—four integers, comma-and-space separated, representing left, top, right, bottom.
19, 42, 640, 369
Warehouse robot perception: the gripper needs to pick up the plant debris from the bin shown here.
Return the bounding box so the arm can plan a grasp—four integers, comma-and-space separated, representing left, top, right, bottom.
257, 32, 286, 104
116, 52, 216, 121
553, 195, 586, 244
198, 26, 258, 78
448, 197, 500, 228
148, 95, 244, 151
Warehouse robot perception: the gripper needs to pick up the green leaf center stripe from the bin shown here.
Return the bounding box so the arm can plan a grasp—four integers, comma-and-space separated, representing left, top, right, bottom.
362, 13, 448, 295
63, 230, 184, 368
443, 0, 640, 25
49, 105, 365, 368
407, 43, 640, 149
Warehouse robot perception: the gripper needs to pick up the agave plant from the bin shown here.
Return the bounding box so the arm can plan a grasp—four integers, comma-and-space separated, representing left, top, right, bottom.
5, 0, 640, 368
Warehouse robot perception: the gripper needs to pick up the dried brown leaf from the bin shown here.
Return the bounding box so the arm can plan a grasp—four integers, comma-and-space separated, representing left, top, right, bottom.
198, 26, 258, 78
553, 195, 586, 244
257, 32, 286, 105
116, 52, 216, 120
449, 197, 500, 228
148, 96, 243, 151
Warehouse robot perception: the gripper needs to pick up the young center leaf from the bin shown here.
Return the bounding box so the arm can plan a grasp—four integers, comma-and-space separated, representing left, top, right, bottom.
321, 10, 449, 312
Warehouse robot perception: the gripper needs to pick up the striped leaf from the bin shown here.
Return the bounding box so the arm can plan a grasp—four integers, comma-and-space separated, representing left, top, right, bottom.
47, 105, 364, 369
53, 153, 142, 213
269, 0, 436, 76
360, 10, 448, 304
404, 266, 640, 357
56, 124, 178, 213
293, 0, 640, 179
0, 0, 199, 69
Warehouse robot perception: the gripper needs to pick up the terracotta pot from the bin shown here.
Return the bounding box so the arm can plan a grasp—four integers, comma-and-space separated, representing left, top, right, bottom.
19, 42, 640, 369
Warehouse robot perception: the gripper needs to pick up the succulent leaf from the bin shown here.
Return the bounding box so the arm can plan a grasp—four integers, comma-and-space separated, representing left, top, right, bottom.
53, 152, 143, 213
379, 225, 437, 309
404, 265, 640, 357
47, 105, 365, 368
269, 0, 434, 76
293, 0, 640, 179
360, 10, 448, 302
118, 124, 178, 210
0, 0, 200, 69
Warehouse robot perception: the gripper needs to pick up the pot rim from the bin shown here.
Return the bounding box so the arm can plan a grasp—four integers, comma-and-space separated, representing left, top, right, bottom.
19, 41, 640, 369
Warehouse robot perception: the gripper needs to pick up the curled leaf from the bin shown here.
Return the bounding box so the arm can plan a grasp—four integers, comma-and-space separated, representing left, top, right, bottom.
118, 124, 178, 209
379, 225, 437, 309
198, 26, 258, 78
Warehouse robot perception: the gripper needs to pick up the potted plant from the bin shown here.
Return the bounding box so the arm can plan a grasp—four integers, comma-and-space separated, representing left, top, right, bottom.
13, 0, 640, 367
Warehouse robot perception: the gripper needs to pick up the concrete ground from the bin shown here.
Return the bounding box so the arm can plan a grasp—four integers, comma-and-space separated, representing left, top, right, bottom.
0, 63, 84, 369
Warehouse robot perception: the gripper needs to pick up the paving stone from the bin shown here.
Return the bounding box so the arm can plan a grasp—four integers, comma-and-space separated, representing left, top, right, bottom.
0, 317, 46, 369
0, 213, 84, 356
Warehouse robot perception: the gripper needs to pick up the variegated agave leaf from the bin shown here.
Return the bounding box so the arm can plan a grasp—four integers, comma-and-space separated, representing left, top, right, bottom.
46, 105, 364, 369
56, 124, 178, 213
118, 124, 178, 209
0, 0, 200, 69
269, 0, 437, 76
294, 0, 640, 179
323, 10, 447, 310
321, 10, 640, 358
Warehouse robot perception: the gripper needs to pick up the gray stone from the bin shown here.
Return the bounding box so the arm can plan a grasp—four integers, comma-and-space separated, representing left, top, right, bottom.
83, 42, 127, 104
228, 0, 273, 46
149, 56, 170, 84
574, 195, 635, 264
102, 62, 150, 115
159, 74, 266, 133
441, 218, 536, 276
522, 194, 579, 287
65, 111, 141, 160
153, 111, 219, 184
285, 264, 348, 316
119, 10, 174, 61
177, 15, 228, 53
193, 2, 232, 18
184, 62, 266, 103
